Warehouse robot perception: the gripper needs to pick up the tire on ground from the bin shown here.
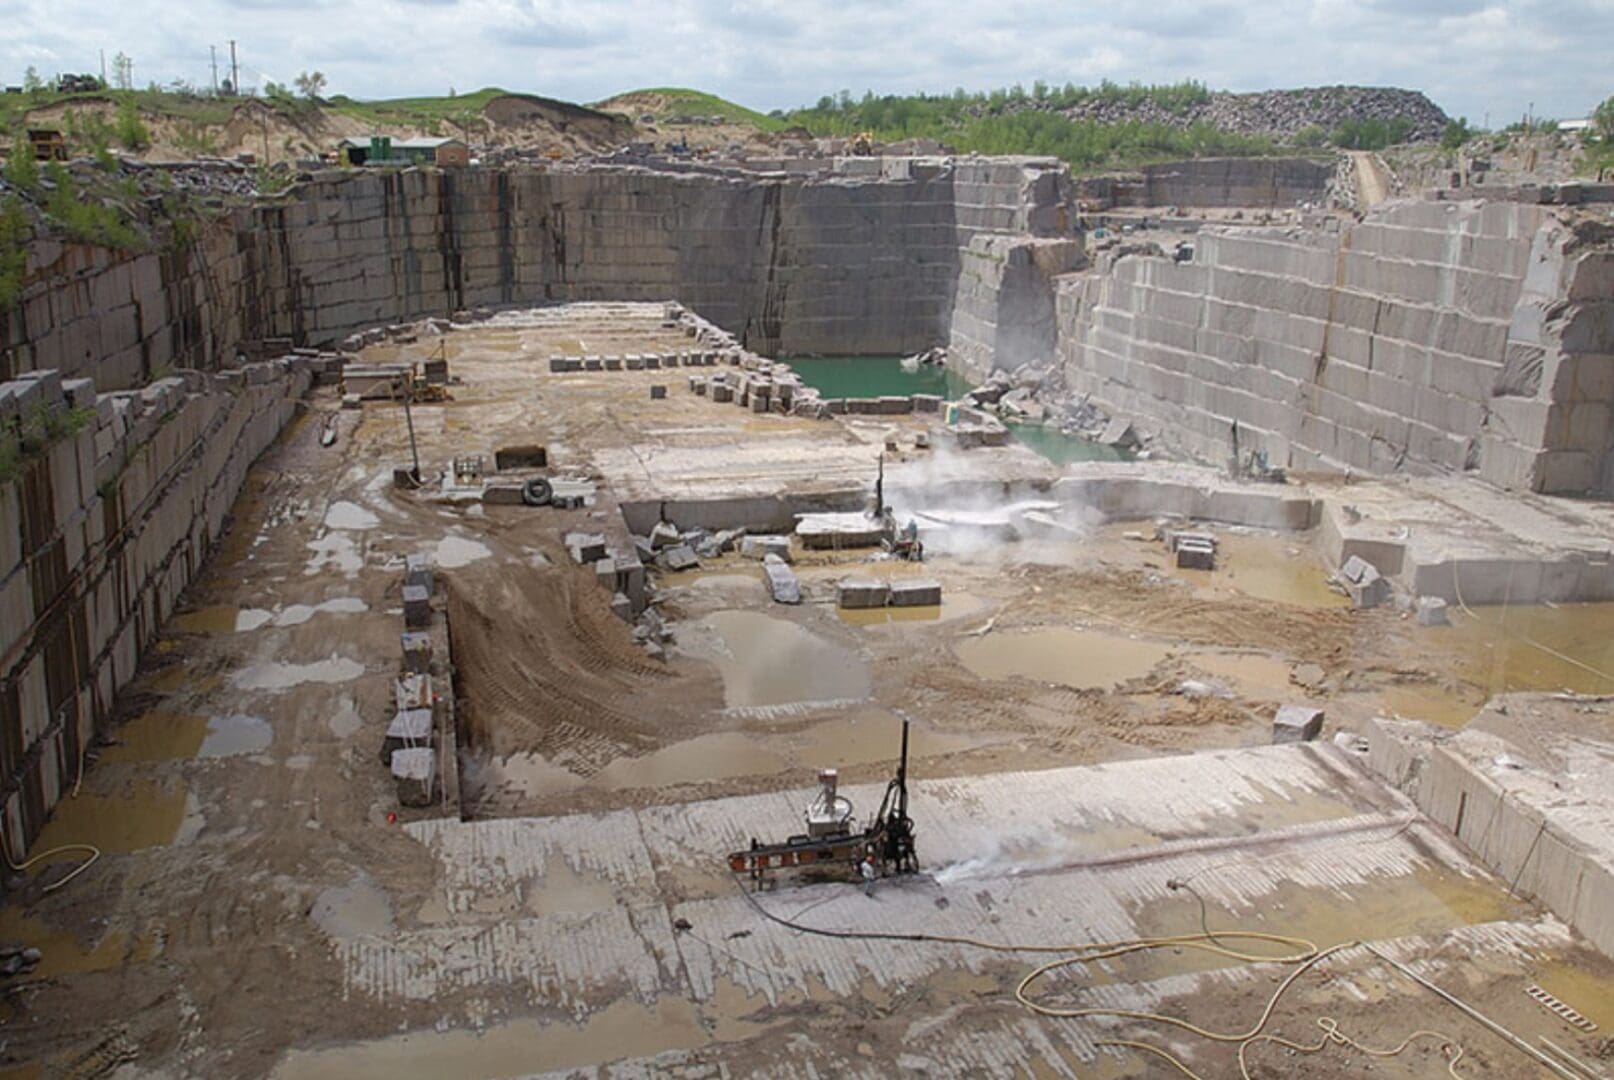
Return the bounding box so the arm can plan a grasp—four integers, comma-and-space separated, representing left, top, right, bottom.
522, 477, 553, 506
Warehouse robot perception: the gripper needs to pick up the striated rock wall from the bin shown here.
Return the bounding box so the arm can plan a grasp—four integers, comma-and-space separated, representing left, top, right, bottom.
948, 235, 1087, 382
0, 361, 307, 853
1076, 157, 1336, 210
1054, 200, 1614, 494
1, 158, 1074, 386
945, 158, 1085, 379
1, 224, 267, 389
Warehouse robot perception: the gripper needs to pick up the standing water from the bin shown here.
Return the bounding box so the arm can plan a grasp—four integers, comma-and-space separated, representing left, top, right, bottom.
782, 355, 1123, 465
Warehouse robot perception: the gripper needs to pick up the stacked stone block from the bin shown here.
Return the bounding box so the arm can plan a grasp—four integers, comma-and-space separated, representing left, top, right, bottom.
0, 360, 306, 856
1056, 200, 1614, 493
1078, 158, 1335, 211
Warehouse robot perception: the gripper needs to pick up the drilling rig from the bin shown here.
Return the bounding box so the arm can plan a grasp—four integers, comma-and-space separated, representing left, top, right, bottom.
728, 719, 917, 887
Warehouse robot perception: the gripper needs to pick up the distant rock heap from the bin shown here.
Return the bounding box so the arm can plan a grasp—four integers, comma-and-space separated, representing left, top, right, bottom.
1056, 86, 1450, 143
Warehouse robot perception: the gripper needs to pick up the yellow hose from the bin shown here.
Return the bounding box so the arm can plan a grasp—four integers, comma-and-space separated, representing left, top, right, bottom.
736, 873, 1477, 1077
1, 836, 100, 894
2, 740, 101, 893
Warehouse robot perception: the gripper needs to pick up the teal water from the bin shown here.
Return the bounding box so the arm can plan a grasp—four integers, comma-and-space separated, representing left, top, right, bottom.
782, 355, 972, 401
782, 355, 1122, 465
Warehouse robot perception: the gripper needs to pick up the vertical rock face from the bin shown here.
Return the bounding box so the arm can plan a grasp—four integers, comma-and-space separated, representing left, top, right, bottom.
945, 158, 1086, 380
2, 159, 1075, 387
1077, 158, 1335, 211
0, 362, 308, 855
2, 161, 1609, 497
1055, 200, 1614, 495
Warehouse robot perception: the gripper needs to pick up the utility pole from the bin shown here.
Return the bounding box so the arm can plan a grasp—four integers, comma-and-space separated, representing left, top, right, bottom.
210, 45, 219, 96
229, 40, 239, 96
99, 49, 106, 86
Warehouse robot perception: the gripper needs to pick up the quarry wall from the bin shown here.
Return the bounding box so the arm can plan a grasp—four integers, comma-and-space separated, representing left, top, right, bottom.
1, 157, 1074, 388
1076, 157, 1336, 211
0, 361, 307, 854
1054, 200, 1614, 494
0, 156, 1075, 855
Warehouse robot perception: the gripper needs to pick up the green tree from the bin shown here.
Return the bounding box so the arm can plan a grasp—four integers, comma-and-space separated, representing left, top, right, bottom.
0, 195, 28, 311
1594, 95, 1614, 140
293, 70, 327, 100
22, 66, 43, 96
1293, 125, 1327, 148
1441, 116, 1473, 151
4, 134, 38, 190
115, 99, 149, 150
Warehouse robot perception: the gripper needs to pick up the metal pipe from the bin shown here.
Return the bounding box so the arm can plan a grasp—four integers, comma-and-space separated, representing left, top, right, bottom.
1364, 944, 1579, 1080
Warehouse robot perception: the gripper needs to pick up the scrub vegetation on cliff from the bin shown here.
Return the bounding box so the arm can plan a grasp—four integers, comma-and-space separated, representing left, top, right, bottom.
778, 82, 1459, 169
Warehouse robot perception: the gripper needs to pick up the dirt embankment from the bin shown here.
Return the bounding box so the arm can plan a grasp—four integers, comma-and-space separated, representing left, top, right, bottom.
21, 91, 636, 166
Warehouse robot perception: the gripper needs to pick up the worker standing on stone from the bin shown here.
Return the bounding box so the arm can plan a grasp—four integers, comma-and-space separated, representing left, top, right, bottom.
861, 854, 877, 898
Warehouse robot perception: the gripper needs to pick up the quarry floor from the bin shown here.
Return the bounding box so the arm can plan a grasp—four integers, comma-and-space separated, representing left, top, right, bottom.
5, 304, 1614, 1078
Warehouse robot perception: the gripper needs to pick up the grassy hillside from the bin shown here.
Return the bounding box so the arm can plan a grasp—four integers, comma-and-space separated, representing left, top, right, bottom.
1, 87, 238, 136
594, 88, 788, 132
323, 87, 510, 133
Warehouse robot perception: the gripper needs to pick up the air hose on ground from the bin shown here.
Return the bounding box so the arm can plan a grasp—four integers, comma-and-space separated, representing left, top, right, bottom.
727, 869, 1575, 1079
1, 743, 101, 894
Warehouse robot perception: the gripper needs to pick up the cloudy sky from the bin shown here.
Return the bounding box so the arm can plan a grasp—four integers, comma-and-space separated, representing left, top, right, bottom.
4, 0, 1609, 125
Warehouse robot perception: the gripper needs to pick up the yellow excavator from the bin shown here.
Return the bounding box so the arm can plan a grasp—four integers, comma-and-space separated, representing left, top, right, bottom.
848, 131, 875, 156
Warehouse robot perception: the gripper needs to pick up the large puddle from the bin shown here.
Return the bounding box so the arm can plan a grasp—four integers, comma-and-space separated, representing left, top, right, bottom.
1165, 530, 1348, 609
101, 711, 271, 761
955, 627, 1173, 689
0, 909, 160, 980
483, 713, 988, 796
1373, 601, 1614, 728
231, 656, 365, 691
170, 599, 369, 634
702, 610, 871, 711
1132, 865, 1527, 982
271, 995, 773, 1079
27, 781, 202, 858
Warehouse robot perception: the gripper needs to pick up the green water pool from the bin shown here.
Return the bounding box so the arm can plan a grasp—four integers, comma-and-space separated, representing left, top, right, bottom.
782, 355, 1122, 465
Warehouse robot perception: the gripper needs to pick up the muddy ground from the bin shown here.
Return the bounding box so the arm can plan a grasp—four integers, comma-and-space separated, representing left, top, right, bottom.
3, 306, 1613, 1077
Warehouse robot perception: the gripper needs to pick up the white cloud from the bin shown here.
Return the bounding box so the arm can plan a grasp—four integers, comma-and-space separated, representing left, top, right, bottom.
1, 0, 1607, 123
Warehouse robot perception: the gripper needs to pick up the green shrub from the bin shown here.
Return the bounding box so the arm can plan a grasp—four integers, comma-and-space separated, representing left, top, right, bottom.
173, 121, 218, 156
784, 83, 1277, 171
0, 195, 29, 309
4, 134, 38, 189
1329, 117, 1413, 151
1441, 117, 1474, 151
1594, 95, 1614, 141
42, 164, 142, 249
115, 99, 150, 150
1292, 125, 1328, 149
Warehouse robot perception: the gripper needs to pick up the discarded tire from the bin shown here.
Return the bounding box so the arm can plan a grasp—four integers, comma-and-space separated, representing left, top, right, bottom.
521, 477, 553, 507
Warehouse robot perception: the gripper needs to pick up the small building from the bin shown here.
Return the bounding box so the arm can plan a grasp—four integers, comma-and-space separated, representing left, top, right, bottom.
338, 136, 468, 168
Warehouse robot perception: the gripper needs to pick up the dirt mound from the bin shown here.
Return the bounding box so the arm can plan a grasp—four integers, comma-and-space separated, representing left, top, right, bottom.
445, 565, 692, 774
22, 96, 367, 165
479, 93, 632, 151
594, 91, 678, 118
